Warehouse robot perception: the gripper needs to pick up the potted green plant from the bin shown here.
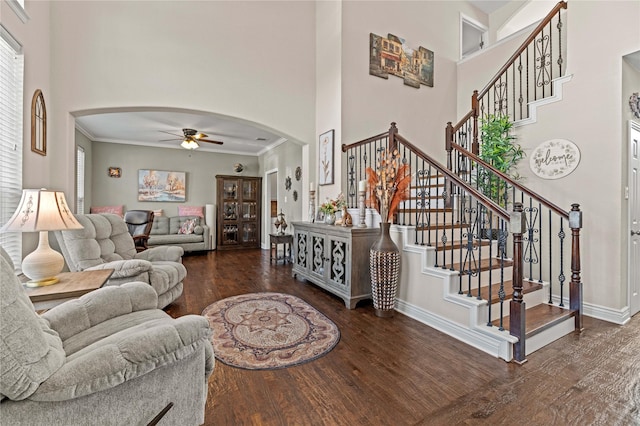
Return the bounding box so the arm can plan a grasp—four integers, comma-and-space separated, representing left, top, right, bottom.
476, 114, 525, 239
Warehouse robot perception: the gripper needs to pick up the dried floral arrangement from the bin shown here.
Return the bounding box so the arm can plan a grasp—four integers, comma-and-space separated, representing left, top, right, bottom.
366, 149, 411, 223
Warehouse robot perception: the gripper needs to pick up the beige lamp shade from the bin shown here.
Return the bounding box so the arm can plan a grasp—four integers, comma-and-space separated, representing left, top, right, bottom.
1, 189, 83, 286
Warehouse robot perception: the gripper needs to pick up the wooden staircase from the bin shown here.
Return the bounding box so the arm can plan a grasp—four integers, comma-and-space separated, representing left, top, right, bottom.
341, 1, 581, 362
391, 171, 579, 362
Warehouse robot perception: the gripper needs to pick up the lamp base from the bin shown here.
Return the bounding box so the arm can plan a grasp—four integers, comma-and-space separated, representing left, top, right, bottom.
21, 231, 65, 286
25, 277, 60, 287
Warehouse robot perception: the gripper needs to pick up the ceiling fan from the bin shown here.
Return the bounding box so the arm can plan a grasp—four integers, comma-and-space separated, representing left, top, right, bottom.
159, 128, 224, 150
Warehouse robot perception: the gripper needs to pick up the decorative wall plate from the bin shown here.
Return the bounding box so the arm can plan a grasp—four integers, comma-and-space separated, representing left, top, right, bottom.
293, 190, 298, 202
285, 176, 292, 191
295, 166, 302, 181
630, 92, 640, 119
529, 139, 580, 180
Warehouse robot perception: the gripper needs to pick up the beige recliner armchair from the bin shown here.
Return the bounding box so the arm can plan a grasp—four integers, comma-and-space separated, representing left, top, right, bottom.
0, 247, 214, 425
54, 213, 185, 308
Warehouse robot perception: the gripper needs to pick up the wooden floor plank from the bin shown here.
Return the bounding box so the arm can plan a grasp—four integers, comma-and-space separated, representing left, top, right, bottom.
166, 249, 640, 425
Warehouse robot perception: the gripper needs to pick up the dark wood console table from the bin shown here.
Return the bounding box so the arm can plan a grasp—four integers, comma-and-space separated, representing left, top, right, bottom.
270, 233, 293, 264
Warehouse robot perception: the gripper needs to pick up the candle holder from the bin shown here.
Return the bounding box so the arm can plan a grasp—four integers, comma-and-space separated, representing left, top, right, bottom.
309, 190, 316, 222
358, 190, 367, 228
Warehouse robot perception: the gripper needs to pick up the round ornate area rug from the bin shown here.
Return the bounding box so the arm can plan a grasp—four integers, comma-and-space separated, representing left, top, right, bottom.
202, 292, 340, 370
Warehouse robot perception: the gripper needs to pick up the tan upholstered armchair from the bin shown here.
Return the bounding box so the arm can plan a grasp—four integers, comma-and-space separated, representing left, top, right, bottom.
0, 247, 214, 425
124, 210, 155, 252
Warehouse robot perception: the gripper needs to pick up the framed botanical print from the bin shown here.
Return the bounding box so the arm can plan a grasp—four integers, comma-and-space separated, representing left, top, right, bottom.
31, 89, 47, 156
319, 129, 334, 185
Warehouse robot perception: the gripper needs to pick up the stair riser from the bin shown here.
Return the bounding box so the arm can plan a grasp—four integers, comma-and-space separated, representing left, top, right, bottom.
452, 265, 514, 290
476, 288, 548, 324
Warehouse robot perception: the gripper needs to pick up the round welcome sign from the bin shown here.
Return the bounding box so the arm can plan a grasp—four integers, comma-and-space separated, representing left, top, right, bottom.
529, 139, 580, 180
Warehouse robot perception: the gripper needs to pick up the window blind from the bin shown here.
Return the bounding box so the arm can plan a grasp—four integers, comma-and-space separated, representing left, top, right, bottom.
76, 146, 85, 213
0, 26, 24, 268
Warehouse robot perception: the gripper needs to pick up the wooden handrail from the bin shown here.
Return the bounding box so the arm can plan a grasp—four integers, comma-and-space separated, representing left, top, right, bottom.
478, 1, 568, 99
341, 131, 388, 152
451, 141, 570, 219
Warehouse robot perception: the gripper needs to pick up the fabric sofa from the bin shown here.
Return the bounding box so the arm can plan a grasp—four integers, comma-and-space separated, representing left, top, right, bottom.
54, 213, 186, 309
0, 247, 214, 425
148, 215, 211, 252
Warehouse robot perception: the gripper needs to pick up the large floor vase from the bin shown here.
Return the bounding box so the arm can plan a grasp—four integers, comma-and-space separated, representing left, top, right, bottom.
369, 222, 400, 317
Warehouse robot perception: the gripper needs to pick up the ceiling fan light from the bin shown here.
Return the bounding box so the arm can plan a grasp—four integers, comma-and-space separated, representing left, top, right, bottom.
181, 139, 199, 150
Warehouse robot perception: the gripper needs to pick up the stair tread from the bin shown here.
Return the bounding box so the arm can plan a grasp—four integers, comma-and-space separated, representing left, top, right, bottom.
397, 208, 453, 213
465, 279, 543, 304
408, 195, 445, 200
433, 239, 491, 251
413, 183, 445, 189
451, 257, 514, 273
494, 304, 576, 338
416, 223, 469, 230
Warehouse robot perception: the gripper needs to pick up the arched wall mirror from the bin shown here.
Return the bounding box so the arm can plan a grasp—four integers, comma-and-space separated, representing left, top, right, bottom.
31, 89, 47, 156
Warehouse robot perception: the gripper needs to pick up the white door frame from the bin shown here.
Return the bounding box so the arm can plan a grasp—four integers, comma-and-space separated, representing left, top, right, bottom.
628, 120, 640, 318
263, 168, 278, 250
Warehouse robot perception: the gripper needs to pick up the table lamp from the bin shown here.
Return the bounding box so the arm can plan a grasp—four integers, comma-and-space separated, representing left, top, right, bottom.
0, 189, 83, 287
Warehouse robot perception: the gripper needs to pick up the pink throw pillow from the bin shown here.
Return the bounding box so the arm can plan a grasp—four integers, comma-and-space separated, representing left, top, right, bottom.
178, 205, 204, 217
90, 205, 124, 217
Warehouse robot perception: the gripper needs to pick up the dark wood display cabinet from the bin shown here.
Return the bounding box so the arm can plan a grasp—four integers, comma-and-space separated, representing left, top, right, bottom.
216, 175, 262, 250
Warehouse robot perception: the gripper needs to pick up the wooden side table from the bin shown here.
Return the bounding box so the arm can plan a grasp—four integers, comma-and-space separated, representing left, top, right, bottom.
269, 233, 293, 264
22, 269, 114, 310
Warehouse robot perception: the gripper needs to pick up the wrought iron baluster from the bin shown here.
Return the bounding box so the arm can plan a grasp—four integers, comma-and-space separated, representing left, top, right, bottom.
548, 210, 553, 303
347, 153, 356, 207
558, 218, 566, 307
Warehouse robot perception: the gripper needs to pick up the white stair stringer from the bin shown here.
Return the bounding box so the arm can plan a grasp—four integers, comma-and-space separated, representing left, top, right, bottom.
391, 224, 518, 361
513, 74, 573, 128
389, 224, 573, 362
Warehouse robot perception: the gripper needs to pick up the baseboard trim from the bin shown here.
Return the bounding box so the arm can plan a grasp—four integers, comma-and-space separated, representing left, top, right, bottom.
551, 295, 631, 325
395, 298, 514, 360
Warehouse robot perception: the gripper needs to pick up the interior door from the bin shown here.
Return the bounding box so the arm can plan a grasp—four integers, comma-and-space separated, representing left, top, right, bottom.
629, 121, 640, 317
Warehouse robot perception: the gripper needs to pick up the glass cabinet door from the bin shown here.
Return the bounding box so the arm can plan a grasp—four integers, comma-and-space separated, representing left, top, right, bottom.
242, 223, 257, 243
223, 201, 238, 220
223, 179, 239, 200
242, 201, 257, 219
243, 180, 257, 200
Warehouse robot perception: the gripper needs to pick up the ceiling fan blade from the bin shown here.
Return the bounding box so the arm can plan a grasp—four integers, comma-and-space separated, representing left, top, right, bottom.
198, 139, 224, 145
159, 130, 183, 138
159, 138, 181, 142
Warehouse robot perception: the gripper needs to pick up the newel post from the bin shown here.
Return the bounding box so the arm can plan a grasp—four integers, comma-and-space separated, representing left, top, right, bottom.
510, 202, 527, 364
471, 90, 480, 155
569, 204, 583, 332
388, 122, 398, 153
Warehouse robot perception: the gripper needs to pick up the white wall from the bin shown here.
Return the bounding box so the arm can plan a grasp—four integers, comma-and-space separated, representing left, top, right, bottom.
340, 1, 478, 162
456, 0, 640, 314
2, 0, 52, 255
315, 0, 342, 204
260, 140, 303, 245
45, 0, 316, 203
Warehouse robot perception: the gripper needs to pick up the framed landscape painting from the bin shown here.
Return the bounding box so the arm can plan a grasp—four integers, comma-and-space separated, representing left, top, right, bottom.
319, 129, 334, 186
138, 169, 186, 202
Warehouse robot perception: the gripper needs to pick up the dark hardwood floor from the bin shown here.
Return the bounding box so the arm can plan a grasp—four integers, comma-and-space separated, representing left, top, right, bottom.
166, 249, 640, 425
